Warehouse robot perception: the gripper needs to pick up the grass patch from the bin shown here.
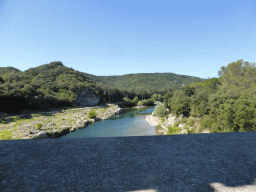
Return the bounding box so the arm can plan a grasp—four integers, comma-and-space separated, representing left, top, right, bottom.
12, 116, 22, 121
23, 118, 34, 123
0, 127, 17, 140
13, 122, 22, 127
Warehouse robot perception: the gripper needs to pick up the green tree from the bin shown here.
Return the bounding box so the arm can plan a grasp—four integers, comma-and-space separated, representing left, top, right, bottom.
182, 85, 196, 97
132, 96, 139, 104
151, 94, 159, 101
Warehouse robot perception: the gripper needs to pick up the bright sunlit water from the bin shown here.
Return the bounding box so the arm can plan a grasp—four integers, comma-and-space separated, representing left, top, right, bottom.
58, 105, 160, 139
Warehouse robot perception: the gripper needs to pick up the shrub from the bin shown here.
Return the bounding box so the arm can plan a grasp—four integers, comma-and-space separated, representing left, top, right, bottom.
187, 119, 195, 127
197, 126, 204, 133
178, 118, 188, 124
36, 123, 43, 130
100, 108, 106, 113
166, 125, 182, 135
161, 117, 165, 123
88, 109, 97, 118
122, 97, 137, 108
1, 121, 6, 124
153, 104, 166, 117
140, 99, 155, 106
174, 122, 179, 127
151, 94, 163, 102
185, 126, 195, 134
132, 96, 139, 104
29, 130, 33, 134
199, 115, 215, 129
12, 116, 22, 122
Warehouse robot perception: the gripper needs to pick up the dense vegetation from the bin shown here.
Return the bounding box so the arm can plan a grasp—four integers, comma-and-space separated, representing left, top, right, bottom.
0, 61, 206, 116
86, 71, 206, 99
160, 59, 256, 134
1, 59, 256, 135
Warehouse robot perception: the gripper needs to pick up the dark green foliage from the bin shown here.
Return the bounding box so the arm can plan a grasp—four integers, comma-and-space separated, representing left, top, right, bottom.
87, 72, 206, 98
121, 97, 137, 108
0, 76, 4, 83
182, 85, 196, 97
140, 99, 155, 106
232, 95, 256, 132
163, 91, 173, 110
151, 94, 163, 102
0, 61, 209, 117
132, 96, 139, 104
162, 59, 256, 134
199, 115, 215, 129
170, 90, 191, 117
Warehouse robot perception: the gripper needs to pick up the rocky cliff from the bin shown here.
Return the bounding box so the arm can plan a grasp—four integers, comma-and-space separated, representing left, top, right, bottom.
74, 87, 100, 107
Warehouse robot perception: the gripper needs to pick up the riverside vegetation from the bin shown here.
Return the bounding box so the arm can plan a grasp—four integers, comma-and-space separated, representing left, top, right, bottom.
151, 60, 256, 135
1, 59, 256, 139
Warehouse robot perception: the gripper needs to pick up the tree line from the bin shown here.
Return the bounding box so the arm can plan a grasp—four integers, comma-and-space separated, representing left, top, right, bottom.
0, 61, 205, 115
160, 59, 256, 133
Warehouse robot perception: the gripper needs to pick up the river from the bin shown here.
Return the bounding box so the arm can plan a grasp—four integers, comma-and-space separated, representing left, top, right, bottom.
58, 105, 163, 139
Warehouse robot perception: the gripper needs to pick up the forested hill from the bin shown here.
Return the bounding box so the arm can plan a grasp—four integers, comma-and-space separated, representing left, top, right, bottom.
161, 59, 256, 134
0, 61, 206, 115
84, 72, 206, 93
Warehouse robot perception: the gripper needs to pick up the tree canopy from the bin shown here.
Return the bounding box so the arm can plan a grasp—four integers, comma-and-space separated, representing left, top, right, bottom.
162, 59, 256, 133
0, 61, 206, 115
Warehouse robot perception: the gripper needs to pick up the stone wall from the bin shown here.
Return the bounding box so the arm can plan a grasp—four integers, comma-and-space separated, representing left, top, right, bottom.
74, 87, 100, 107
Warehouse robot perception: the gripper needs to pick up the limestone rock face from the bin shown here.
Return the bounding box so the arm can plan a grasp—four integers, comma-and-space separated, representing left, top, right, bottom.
75, 88, 100, 107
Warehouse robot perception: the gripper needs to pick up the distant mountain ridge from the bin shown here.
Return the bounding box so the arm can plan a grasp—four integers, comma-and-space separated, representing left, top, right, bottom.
81, 71, 206, 93
0, 61, 206, 114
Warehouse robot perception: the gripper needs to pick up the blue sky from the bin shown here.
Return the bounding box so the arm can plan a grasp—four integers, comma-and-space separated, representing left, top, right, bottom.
1, 0, 256, 79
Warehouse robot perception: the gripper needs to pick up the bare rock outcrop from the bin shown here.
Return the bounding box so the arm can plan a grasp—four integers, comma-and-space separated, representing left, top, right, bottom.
74, 87, 100, 107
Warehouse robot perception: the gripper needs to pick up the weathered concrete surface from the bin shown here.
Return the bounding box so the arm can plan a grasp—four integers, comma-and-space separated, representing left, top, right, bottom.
1, 131, 256, 192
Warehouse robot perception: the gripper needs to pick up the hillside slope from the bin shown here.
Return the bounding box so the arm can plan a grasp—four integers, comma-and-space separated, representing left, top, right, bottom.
0, 61, 206, 115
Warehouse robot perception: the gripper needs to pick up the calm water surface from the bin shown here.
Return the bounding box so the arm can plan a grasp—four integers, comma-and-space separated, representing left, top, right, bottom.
59, 105, 160, 139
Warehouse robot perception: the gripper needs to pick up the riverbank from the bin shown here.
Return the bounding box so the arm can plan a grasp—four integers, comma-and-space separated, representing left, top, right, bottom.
0, 103, 124, 140
144, 102, 211, 135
